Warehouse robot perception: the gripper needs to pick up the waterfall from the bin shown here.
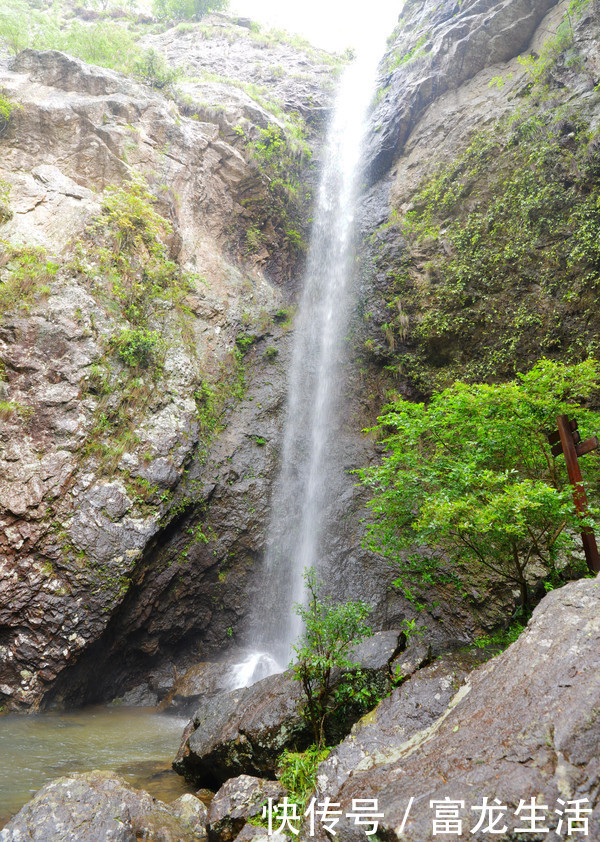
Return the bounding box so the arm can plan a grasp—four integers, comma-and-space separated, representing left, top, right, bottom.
231, 15, 396, 688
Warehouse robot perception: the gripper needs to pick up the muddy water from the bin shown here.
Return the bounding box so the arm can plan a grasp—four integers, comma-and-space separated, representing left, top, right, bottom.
0, 707, 194, 827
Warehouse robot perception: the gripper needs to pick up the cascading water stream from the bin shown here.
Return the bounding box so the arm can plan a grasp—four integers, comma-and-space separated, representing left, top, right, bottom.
231, 15, 397, 687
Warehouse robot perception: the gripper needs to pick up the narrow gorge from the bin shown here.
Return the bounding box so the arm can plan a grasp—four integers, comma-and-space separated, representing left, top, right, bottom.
0, 0, 599, 838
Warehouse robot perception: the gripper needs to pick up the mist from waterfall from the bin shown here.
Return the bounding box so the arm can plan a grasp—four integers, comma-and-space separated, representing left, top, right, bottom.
231, 14, 397, 687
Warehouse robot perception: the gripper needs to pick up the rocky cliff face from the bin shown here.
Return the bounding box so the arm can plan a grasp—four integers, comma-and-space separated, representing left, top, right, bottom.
0, 19, 338, 712
2, 0, 598, 714
357, 0, 600, 395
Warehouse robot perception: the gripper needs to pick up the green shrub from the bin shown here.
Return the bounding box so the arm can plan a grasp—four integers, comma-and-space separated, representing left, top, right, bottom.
359, 359, 600, 613
291, 570, 373, 747
152, 0, 228, 21
59, 20, 141, 73
276, 746, 331, 813
110, 327, 163, 368
0, 243, 58, 315
0, 90, 22, 140
0, 3, 141, 75
235, 332, 256, 355
263, 346, 278, 362
133, 48, 181, 91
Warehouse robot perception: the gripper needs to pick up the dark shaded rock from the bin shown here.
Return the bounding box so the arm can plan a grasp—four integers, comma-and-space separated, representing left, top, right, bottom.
115, 683, 159, 707
0, 770, 207, 841
207, 775, 286, 842
309, 578, 600, 840
173, 672, 310, 789
389, 639, 432, 680
349, 630, 404, 670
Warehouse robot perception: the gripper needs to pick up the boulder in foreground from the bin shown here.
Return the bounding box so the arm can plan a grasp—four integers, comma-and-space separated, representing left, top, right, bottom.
0, 770, 207, 842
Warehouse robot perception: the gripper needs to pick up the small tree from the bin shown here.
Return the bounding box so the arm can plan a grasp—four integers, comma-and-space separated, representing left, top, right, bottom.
152, 0, 228, 21
291, 570, 373, 748
359, 359, 600, 614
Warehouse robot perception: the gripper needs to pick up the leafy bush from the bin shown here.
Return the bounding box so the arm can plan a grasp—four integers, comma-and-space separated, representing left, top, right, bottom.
133, 48, 181, 91
359, 359, 600, 614
59, 20, 141, 73
110, 326, 163, 368
0, 243, 58, 315
152, 0, 228, 21
0, 89, 22, 142
0, 3, 141, 74
291, 570, 373, 747
87, 174, 193, 325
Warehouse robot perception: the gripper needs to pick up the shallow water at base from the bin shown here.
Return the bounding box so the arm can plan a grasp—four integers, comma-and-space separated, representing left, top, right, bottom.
0, 706, 193, 828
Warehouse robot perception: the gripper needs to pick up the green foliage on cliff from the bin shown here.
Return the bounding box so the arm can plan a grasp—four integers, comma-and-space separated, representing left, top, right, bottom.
291, 570, 373, 748
238, 120, 311, 252
0, 243, 58, 316
359, 359, 600, 613
0, 1, 179, 84
83, 174, 194, 333
378, 102, 600, 394
152, 0, 228, 21
0, 2, 141, 72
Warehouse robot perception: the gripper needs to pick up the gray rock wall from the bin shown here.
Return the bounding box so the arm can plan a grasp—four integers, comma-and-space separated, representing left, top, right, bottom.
0, 26, 335, 711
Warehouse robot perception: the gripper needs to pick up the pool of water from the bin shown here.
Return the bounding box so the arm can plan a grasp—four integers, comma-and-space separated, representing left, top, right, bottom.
0, 706, 194, 828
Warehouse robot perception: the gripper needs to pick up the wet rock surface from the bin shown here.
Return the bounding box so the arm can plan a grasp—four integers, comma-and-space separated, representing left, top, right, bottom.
174, 632, 406, 789
174, 671, 310, 788
0, 32, 331, 711
365, 0, 560, 183
159, 658, 242, 716
308, 578, 600, 841
314, 648, 487, 802
0, 770, 207, 842
207, 775, 286, 842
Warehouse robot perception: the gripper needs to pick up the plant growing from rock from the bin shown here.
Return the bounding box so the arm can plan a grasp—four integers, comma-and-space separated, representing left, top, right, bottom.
291, 569, 373, 748
152, 0, 228, 21
0, 243, 59, 316
276, 745, 331, 813
359, 358, 600, 615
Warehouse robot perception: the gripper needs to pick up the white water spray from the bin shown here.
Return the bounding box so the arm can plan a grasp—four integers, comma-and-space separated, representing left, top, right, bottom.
234, 13, 398, 686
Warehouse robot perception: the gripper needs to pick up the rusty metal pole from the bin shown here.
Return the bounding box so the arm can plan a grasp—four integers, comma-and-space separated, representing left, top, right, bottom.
556, 414, 600, 573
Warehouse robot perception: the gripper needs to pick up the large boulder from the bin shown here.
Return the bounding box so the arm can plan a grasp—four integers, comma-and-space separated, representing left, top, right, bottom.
307, 578, 600, 840
173, 671, 310, 789
0, 770, 207, 842
174, 631, 405, 788
207, 775, 286, 842
316, 648, 487, 799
